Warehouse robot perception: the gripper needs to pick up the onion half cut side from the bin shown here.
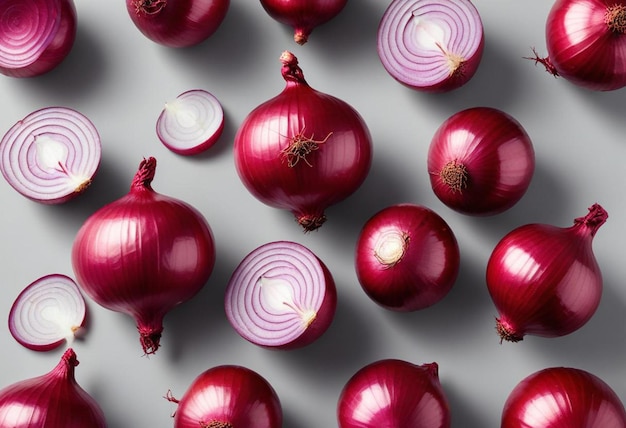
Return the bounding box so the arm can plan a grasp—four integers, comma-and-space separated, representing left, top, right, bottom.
9, 274, 87, 351
156, 89, 225, 156
377, 0, 484, 92
225, 241, 337, 349
0, 106, 101, 204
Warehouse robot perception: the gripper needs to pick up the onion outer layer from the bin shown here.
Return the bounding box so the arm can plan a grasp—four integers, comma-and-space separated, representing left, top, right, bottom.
501, 366, 626, 427
486, 203, 608, 342
377, 0, 484, 92
225, 240, 337, 349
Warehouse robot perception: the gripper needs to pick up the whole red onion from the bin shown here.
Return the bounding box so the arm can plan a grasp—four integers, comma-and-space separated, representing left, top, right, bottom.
259, 0, 348, 45
0, 0, 77, 77
71, 157, 216, 354
355, 203, 460, 311
234, 51, 372, 232
529, 0, 626, 90
337, 359, 451, 428
486, 203, 608, 342
167, 365, 282, 428
0, 348, 106, 427
502, 366, 626, 427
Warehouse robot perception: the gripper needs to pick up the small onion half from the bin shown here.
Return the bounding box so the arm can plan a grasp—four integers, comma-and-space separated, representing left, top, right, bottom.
0, 106, 101, 204
8, 274, 87, 352
377, 0, 484, 92
225, 240, 337, 349
156, 89, 225, 155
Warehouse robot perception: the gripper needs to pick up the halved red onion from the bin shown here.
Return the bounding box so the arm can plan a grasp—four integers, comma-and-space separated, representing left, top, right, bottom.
0, 0, 77, 77
377, 0, 484, 92
8, 274, 86, 352
0, 106, 101, 204
225, 241, 337, 349
156, 89, 225, 156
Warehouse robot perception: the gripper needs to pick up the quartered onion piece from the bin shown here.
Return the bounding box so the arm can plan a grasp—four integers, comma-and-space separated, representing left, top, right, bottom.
0, 106, 101, 204
8, 274, 87, 351
156, 89, 225, 155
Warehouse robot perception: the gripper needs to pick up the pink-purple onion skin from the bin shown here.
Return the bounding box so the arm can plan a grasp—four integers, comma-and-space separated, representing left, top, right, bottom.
259, 0, 348, 45
71, 157, 216, 355
234, 51, 372, 232
427, 107, 535, 216
126, 0, 230, 47
0, 348, 107, 427
530, 0, 626, 91
501, 367, 626, 427
486, 204, 608, 343
337, 359, 451, 428
167, 365, 282, 428
355, 203, 460, 311
377, 0, 484, 92
0, 0, 77, 77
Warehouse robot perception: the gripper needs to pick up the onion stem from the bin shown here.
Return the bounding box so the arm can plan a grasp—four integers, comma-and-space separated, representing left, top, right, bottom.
374, 231, 409, 267
133, 0, 166, 14
606, 4, 626, 33
281, 128, 333, 167
438, 160, 468, 193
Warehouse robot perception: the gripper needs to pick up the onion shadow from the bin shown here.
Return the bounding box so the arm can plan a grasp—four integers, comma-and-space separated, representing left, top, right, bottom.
442, 379, 493, 428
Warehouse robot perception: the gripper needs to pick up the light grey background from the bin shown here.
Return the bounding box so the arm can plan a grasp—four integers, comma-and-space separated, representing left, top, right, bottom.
0, 1, 624, 427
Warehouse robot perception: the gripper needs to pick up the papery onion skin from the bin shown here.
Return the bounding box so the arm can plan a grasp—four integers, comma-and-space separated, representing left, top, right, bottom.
8, 273, 87, 352
0, 348, 107, 427
355, 203, 460, 312
501, 366, 626, 427
234, 51, 372, 232
71, 157, 215, 355
259, 0, 348, 45
377, 0, 484, 92
168, 365, 282, 428
337, 359, 451, 428
427, 107, 535, 216
126, 0, 230, 47
0, 0, 77, 78
486, 203, 608, 343
531, 0, 626, 91
0, 106, 102, 204
225, 240, 337, 350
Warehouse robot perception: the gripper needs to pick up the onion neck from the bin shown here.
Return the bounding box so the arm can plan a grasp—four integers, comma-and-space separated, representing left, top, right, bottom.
573, 203, 608, 237
374, 231, 409, 267
606, 5, 626, 33
132, 0, 166, 15
439, 160, 468, 193
280, 51, 308, 85
131, 157, 157, 192
50, 348, 79, 381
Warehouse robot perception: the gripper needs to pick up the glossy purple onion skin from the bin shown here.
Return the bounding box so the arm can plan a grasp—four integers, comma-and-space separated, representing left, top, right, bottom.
259, 0, 348, 44
543, 0, 626, 91
173, 365, 282, 428
0, 0, 77, 77
234, 51, 372, 232
338, 359, 451, 428
0, 348, 106, 427
71, 157, 215, 354
126, 0, 230, 47
355, 204, 460, 312
486, 204, 607, 342
502, 367, 626, 427
428, 107, 535, 216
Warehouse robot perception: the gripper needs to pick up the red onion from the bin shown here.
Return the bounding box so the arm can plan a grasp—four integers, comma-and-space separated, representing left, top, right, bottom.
156, 89, 225, 156
427, 107, 535, 216
337, 359, 451, 428
355, 203, 460, 312
71, 157, 216, 354
9, 274, 86, 352
0, 348, 106, 427
528, 0, 626, 91
234, 51, 372, 232
126, 0, 230, 47
166, 365, 282, 428
225, 240, 336, 349
259, 0, 348, 45
377, 0, 484, 92
502, 366, 626, 427
0, 106, 101, 204
0, 0, 77, 78
486, 203, 608, 342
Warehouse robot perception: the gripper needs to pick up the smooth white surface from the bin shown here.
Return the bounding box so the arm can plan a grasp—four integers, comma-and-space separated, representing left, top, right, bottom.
0, 1, 624, 427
